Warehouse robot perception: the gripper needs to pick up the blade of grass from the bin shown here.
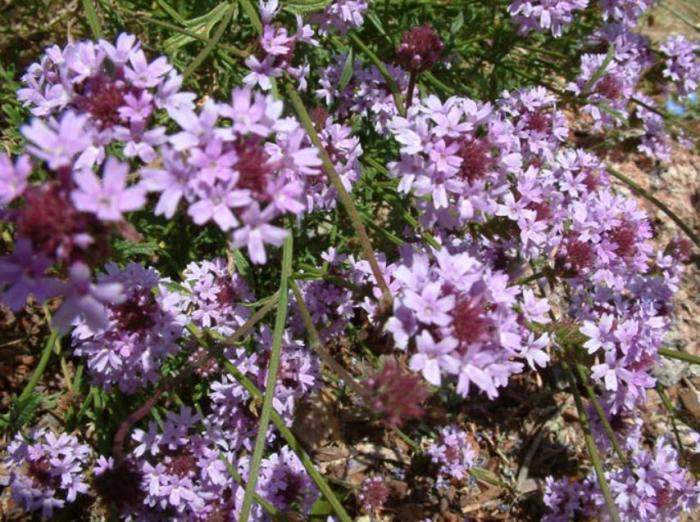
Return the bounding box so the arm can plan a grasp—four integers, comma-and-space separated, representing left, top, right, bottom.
564, 365, 621, 522
239, 0, 263, 35
219, 452, 288, 521
239, 234, 293, 522
606, 166, 700, 250
659, 347, 700, 365
289, 279, 368, 400
285, 82, 392, 307
574, 363, 628, 463
17, 328, 59, 404
82, 0, 104, 39
183, 1, 238, 79
656, 384, 687, 460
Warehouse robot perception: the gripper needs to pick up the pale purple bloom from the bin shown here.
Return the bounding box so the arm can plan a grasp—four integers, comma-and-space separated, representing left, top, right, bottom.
0, 153, 31, 205
409, 330, 459, 385
71, 157, 146, 221
232, 203, 288, 264
22, 112, 93, 169
0, 239, 60, 311
52, 261, 125, 333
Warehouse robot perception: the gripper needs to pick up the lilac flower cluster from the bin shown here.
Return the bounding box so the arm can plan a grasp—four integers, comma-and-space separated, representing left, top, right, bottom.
509, 0, 589, 37
141, 87, 321, 264
544, 438, 700, 521
122, 406, 318, 520
661, 34, 700, 99
317, 56, 408, 133
72, 262, 183, 393
358, 476, 390, 514
426, 426, 476, 482
599, 0, 659, 27
244, 0, 316, 91
2, 430, 91, 519
385, 247, 549, 398
312, 0, 369, 35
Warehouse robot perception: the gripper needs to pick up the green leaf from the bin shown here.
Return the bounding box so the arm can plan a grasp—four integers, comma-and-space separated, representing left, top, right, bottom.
339, 48, 355, 90
239, 0, 263, 35
82, 0, 103, 39
163, 3, 231, 53
581, 44, 615, 95
8, 394, 43, 430
283, 0, 333, 15
451, 11, 464, 35
114, 240, 160, 258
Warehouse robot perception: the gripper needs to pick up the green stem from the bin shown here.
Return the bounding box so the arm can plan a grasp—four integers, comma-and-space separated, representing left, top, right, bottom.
239, 234, 293, 522
564, 365, 621, 522
659, 347, 700, 365
17, 329, 60, 404
219, 452, 287, 521
215, 290, 280, 346
574, 364, 628, 463
606, 167, 700, 251
656, 384, 687, 460
285, 82, 392, 307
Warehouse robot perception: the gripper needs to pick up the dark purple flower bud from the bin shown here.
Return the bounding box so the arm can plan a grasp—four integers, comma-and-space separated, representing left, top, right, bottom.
665, 236, 693, 262
396, 25, 443, 73
456, 138, 494, 183
364, 357, 429, 427
358, 476, 390, 514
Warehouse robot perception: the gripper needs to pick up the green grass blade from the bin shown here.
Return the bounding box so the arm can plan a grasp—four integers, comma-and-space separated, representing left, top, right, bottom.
82, 0, 104, 39
239, 0, 263, 35
239, 234, 293, 522
183, 2, 238, 79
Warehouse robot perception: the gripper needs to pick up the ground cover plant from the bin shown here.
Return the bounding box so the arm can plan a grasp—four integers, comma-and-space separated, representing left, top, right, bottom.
1, 0, 700, 520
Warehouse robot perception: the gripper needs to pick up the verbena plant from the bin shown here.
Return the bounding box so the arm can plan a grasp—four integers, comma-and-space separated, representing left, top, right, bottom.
1, 0, 700, 520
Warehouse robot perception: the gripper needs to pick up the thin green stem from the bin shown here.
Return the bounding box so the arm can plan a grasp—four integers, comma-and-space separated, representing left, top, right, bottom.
215, 290, 280, 346
564, 365, 621, 522
574, 363, 628, 463
239, 234, 293, 522
346, 33, 406, 117
17, 329, 60, 404
219, 452, 287, 521
656, 384, 687, 460
606, 167, 700, 251
659, 347, 700, 365
285, 82, 392, 307
137, 14, 249, 58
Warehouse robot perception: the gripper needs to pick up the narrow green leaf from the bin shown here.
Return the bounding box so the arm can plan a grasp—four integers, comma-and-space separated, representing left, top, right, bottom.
339, 48, 355, 90
183, 2, 238, 79
659, 347, 700, 365
283, 0, 333, 15
239, 0, 263, 35
82, 0, 103, 39
581, 45, 615, 95
239, 234, 293, 522
451, 11, 464, 34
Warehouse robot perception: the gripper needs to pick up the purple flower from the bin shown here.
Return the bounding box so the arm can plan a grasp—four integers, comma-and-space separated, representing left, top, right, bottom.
409, 330, 459, 386
427, 426, 476, 481
403, 282, 455, 326
188, 180, 250, 231
509, 1, 589, 37
661, 34, 700, 98
0, 239, 61, 311
52, 261, 125, 333
71, 157, 146, 221
232, 202, 288, 264
22, 112, 93, 169
0, 153, 31, 205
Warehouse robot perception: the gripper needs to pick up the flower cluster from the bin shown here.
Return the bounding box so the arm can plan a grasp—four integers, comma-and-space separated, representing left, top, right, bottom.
386, 247, 549, 398
426, 426, 477, 482
312, 0, 369, 35
661, 34, 700, 99
509, 0, 589, 37
3, 430, 91, 519
72, 263, 183, 393
544, 438, 700, 522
